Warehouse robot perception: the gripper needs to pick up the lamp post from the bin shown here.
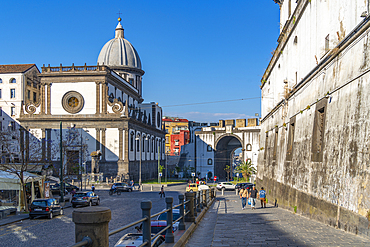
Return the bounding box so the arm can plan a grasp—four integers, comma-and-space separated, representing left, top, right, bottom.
135, 136, 142, 191
80, 128, 89, 191
60, 121, 64, 203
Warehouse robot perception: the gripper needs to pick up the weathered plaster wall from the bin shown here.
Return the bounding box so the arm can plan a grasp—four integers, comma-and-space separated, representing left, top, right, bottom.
259, 0, 370, 239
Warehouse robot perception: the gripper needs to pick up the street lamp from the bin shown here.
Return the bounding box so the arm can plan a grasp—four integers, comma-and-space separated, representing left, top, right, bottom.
80, 128, 89, 191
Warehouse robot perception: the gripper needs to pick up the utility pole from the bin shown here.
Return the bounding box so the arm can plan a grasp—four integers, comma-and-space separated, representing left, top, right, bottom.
60, 121, 64, 203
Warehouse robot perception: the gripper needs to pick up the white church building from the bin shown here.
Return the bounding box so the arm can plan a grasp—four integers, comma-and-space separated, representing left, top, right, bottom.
1, 19, 166, 181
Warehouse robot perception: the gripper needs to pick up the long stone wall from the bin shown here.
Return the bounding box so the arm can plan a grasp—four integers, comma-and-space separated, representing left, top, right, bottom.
257, 176, 370, 238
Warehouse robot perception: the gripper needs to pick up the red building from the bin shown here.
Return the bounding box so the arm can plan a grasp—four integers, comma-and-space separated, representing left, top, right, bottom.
170, 130, 190, 156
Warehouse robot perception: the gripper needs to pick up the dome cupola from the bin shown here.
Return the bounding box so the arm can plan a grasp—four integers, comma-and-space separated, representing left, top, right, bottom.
97, 18, 142, 70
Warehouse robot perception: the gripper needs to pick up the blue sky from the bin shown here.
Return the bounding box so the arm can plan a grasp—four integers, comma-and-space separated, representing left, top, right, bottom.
0, 0, 280, 123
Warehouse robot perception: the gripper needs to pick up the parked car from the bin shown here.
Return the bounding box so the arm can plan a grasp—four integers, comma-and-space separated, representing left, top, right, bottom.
186, 183, 198, 192
114, 233, 165, 247
112, 183, 133, 192
72, 191, 100, 207
50, 183, 68, 195
198, 184, 210, 191
216, 182, 236, 191
54, 182, 79, 193
29, 198, 63, 219
235, 183, 255, 192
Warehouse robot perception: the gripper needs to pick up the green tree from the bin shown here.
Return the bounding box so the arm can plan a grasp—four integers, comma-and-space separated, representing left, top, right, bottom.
224, 165, 231, 181
235, 160, 256, 182
159, 165, 164, 173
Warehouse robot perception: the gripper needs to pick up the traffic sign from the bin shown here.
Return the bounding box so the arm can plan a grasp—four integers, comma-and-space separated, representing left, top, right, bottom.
191, 172, 195, 177
159, 173, 162, 177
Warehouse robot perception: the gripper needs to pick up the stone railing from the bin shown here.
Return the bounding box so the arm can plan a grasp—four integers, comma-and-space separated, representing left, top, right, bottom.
41, 64, 109, 73
70, 188, 216, 247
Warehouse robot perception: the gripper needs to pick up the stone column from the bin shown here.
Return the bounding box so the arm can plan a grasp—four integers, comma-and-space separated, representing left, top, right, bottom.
118, 128, 123, 160
102, 82, 107, 114
101, 128, 106, 161
96, 128, 101, 152
25, 127, 29, 163
40, 83, 45, 114
95, 82, 100, 114
47, 129, 51, 162
73, 207, 111, 247
46, 83, 51, 115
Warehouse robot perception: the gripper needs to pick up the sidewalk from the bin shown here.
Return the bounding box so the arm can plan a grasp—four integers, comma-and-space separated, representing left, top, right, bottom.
0, 196, 72, 227
185, 191, 369, 247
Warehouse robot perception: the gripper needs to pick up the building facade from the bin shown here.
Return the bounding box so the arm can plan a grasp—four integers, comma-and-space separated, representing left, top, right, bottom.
162, 117, 189, 155
6, 20, 165, 181
259, 0, 370, 238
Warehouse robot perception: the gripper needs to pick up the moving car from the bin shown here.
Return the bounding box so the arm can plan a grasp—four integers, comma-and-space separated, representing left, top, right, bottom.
72, 191, 100, 207
114, 233, 164, 247
186, 183, 198, 192
29, 198, 63, 219
112, 183, 133, 192
198, 184, 210, 191
216, 182, 236, 191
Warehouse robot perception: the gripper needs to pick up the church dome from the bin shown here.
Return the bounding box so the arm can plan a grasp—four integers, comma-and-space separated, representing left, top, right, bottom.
97, 20, 142, 69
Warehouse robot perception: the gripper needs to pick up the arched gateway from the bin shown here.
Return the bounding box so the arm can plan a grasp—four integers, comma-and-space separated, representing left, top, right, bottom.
194, 118, 260, 181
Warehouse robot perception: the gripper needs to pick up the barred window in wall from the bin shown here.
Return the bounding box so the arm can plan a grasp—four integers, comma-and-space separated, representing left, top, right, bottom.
207, 145, 212, 152
273, 127, 278, 160
264, 132, 268, 160
130, 133, 134, 151
311, 98, 328, 162
207, 159, 212, 165
246, 144, 252, 151
286, 116, 296, 161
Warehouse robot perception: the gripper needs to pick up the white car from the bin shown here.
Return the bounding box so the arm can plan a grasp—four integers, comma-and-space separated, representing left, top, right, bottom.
198, 184, 210, 191
114, 233, 164, 247
216, 182, 236, 191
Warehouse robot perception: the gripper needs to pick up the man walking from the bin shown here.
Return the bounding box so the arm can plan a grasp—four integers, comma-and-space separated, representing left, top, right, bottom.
239, 186, 248, 210
259, 187, 266, 208
159, 185, 165, 198
249, 185, 259, 210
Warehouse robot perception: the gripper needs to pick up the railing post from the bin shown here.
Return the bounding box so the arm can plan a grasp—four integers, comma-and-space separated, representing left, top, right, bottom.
200, 191, 204, 209
196, 191, 201, 212
72, 207, 111, 247
178, 194, 185, 230
205, 189, 209, 205
141, 200, 152, 247
193, 192, 197, 217
165, 197, 174, 243
202, 190, 206, 207
185, 192, 195, 222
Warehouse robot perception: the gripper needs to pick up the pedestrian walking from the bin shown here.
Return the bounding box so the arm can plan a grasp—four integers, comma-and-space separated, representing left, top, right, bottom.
259, 187, 267, 208
91, 184, 95, 192
239, 186, 248, 210
130, 180, 135, 189
249, 185, 259, 210
159, 185, 165, 198
71, 188, 76, 197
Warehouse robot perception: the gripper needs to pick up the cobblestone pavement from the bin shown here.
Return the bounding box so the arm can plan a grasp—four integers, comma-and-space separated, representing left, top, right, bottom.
185, 191, 370, 247
0, 185, 186, 247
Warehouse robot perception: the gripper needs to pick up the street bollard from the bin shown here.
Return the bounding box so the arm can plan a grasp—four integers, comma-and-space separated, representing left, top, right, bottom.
178, 195, 185, 230
196, 191, 201, 212
151, 185, 153, 191
185, 192, 195, 222
222, 188, 224, 195
193, 192, 197, 217
141, 201, 152, 247
165, 197, 174, 243
72, 207, 111, 247
236, 189, 238, 195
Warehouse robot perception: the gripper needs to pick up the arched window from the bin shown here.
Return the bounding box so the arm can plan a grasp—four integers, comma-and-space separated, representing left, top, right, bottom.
147, 136, 150, 152
142, 135, 145, 152
10, 78, 16, 83
0, 78, 2, 83
207, 159, 212, 165
207, 145, 212, 152
130, 132, 134, 151
152, 138, 154, 153
136, 135, 140, 151
246, 144, 252, 151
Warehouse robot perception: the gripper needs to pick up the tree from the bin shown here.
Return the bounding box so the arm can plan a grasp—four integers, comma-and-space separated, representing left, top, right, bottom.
0, 126, 46, 211
224, 165, 231, 181
235, 160, 256, 182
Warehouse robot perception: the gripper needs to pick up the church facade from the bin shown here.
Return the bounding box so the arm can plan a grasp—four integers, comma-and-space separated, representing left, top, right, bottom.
16, 20, 165, 181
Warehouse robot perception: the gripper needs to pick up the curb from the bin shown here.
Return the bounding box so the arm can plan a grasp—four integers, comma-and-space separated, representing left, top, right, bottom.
172, 198, 215, 247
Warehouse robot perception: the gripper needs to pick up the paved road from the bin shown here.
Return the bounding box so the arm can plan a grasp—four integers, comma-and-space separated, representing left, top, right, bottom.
186, 191, 370, 247
0, 185, 186, 247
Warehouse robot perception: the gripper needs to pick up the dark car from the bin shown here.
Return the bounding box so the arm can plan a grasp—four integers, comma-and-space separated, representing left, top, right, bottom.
29, 198, 63, 219
113, 182, 133, 192
72, 191, 100, 207
50, 183, 68, 195
236, 183, 255, 192
55, 182, 79, 193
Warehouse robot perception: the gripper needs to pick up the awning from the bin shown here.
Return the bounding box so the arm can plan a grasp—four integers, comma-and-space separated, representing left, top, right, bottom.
0, 170, 43, 190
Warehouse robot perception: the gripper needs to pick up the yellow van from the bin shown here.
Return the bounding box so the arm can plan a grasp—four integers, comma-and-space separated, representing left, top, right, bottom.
186, 183, 198, 192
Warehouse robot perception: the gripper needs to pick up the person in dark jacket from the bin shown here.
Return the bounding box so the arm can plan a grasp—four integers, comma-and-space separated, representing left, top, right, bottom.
249, 185, 259, 210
